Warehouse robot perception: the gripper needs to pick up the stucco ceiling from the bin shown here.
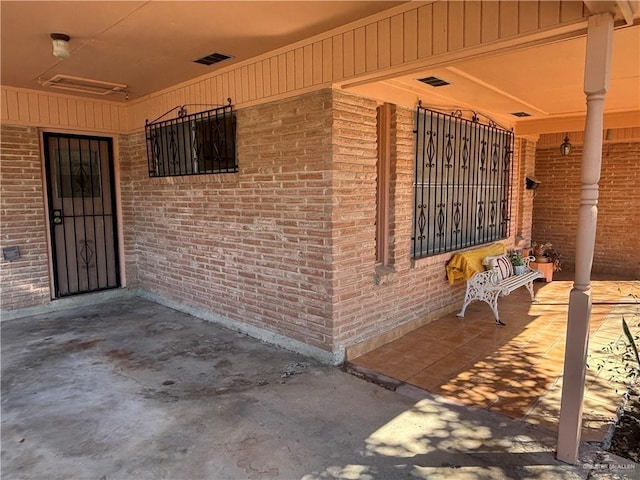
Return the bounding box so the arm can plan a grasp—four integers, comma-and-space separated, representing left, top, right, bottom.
1, 1, 639, 133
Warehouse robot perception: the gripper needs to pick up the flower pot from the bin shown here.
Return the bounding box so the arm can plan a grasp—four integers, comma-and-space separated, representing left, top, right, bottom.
514, 265, 526, 275
535, 256, 550, 263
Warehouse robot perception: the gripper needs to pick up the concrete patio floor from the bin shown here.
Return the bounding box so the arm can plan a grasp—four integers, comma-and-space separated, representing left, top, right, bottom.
0, 292, 636, 479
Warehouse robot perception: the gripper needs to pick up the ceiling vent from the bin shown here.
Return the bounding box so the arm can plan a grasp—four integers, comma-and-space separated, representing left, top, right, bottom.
194, 52, 233, 66
418, 76, 450, 87
39, 74, 127, 96
511, 111, 532, 117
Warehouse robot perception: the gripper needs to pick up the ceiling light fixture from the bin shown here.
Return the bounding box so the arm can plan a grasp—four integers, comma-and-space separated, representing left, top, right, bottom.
51, 33, 70, 59
560, 134, 572, 156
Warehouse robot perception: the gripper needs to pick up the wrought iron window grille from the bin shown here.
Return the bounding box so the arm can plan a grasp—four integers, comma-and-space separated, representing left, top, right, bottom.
145, 99, 237, 177
412, 101, 514, 259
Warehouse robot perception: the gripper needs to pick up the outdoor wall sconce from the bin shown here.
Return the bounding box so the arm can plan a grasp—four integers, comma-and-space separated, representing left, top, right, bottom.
51, 33, 70, 59
560, 134, 572, 156
526, 176, 541, 190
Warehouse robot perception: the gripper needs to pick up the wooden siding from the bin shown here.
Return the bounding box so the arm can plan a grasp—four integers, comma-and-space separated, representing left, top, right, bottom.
126, 0, 587, 132
1, 1, 587, 133
1, 87, 127, 133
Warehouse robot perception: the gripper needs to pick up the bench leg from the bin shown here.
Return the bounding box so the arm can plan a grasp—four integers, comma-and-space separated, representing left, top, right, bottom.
525, 281, 535, 301
457, 301, 470, 318
457, 287, 505, 325
486, 291, 505, 325
457, 288, 473, 318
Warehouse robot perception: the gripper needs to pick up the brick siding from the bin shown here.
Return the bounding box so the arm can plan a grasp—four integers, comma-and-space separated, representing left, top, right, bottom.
1, 89, 532, 361
514, 138, 536, 243
117, 133, 139, 288
0, 125, 51, 310
123, 90, 335, 351
123, 90, 492, 356
533, 141, 640, 277
331, 94, 496, 351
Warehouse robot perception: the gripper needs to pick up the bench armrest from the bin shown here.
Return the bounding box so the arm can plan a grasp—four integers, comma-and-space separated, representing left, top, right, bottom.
523, 255, 536, 268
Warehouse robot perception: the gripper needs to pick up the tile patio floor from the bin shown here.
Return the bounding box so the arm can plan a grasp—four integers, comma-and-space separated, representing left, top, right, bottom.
349, 271, 640, 442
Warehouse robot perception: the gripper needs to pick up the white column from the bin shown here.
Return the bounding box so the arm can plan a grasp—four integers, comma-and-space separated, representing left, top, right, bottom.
556, 13, 614, 465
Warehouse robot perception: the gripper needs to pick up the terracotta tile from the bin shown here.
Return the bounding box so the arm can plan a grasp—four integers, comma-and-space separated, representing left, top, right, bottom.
406, 369, 449, 391
489, 396, 536, 419
545, 346, 566, 361
376, 362, 427, 381
435, 384, 498, 409
414, 356, 466, 379
350, 275, 638, 441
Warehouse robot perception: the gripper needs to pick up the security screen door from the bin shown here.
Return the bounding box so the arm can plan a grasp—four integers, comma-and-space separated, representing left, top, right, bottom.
44, 133, 120, 297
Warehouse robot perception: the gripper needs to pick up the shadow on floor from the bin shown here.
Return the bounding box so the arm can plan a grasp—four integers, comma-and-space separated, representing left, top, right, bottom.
348, 272, 640, 443
2, 294, 623, 479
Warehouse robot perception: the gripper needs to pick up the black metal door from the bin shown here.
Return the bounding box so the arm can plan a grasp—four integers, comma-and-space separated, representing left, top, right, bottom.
44, 133, 120, 297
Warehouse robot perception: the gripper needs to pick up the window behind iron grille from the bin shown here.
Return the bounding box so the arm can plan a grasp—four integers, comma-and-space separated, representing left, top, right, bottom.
412, 106, 514, 259
146, 104, 237, 177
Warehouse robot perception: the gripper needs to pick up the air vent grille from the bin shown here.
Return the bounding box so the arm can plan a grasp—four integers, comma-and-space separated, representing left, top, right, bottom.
511, 112, 532, 117
194, 52, 232, 66
418, 76, 450, 87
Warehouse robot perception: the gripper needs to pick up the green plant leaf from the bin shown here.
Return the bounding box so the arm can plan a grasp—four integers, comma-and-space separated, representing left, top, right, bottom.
622, 317, 640, 369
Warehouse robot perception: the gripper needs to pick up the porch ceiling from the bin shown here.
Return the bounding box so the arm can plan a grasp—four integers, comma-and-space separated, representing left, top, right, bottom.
343, 22, 640, 134
0, 1, 405, 100
1, 1, 638, 135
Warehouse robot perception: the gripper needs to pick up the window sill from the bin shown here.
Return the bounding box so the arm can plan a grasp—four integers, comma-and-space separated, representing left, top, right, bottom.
374, 265, 397, 285
148, 172, 240, 185
411, 252, 451, 269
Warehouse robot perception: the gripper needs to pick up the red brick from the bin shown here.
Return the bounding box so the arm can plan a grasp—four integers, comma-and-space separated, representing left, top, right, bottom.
533, 141, 640, 277
0, 125, 50, 310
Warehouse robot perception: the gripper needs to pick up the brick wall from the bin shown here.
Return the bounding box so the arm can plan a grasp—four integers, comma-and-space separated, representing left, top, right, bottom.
533, 141, 640, 277
0, 89, 533, 362
124, 90, 335, 352
124, 90, 490, 358
331, 94, 486, 351
329, 92, 378, 343
0, 125, 51, 310
514, 138, 537, 243
117, 133, 140, 288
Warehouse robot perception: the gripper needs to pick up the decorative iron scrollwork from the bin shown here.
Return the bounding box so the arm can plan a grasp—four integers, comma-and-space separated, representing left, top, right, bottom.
145, 101, 237, 177
412, 104, 513, 258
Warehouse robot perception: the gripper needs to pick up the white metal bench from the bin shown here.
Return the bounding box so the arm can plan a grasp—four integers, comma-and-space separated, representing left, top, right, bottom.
457, 255, 543, 325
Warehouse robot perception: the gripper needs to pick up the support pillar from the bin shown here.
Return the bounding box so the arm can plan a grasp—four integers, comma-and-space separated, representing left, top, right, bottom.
556, 13, 614, 464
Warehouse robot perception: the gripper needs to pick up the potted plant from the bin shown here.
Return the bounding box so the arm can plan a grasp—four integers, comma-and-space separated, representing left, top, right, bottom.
532, 242, 562, 271
532, 241, 551, 260
509, 251, 526, 275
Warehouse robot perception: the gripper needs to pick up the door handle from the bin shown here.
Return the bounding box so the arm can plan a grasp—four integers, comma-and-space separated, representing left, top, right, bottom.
52, 210, 63, 225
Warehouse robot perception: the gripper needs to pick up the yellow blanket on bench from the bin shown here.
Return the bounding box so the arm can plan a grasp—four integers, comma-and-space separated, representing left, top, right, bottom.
446, 243, 507, 284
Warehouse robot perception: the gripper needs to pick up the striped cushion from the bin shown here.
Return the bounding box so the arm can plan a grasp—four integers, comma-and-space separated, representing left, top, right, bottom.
483, 254, 513, 280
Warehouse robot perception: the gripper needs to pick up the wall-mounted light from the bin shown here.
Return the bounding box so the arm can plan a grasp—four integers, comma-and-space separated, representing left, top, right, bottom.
526, 176, 541, 190
51, 33, 70, 59
560, 134, 572, 156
